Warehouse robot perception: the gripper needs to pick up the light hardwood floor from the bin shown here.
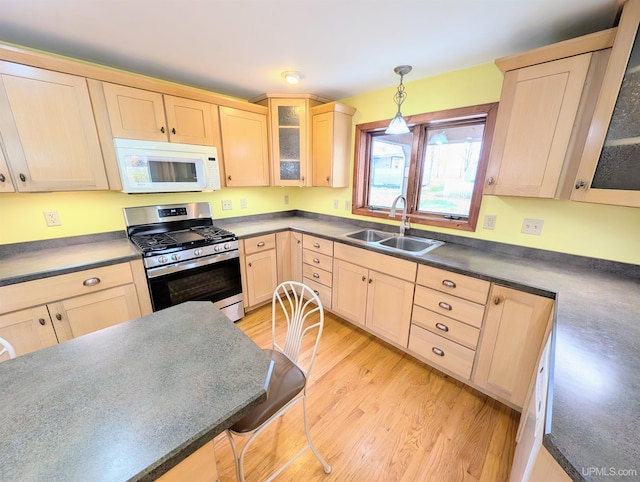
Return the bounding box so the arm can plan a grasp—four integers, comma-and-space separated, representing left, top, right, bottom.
214, 304, 519, 481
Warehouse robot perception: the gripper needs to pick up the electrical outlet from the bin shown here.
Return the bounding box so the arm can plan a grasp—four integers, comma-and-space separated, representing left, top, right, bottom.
240, 198, 247, 209
221, 200, 233, 211
333, 199, 339, 209
483, 214, 497, 230
344, 200, 351, 211
521, 218, 544, 235
44, 210, 61, 227
284, 195, 289, 205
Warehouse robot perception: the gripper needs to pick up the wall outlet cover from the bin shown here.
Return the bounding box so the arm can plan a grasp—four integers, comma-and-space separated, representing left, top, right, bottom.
521, 218, 544, 235
333, 199, 339, 209
284, 195, 289, 205
240, 198, 247, 209
221, 200, 233, 211
43, 210, 61, 227
483, 214, 497, 230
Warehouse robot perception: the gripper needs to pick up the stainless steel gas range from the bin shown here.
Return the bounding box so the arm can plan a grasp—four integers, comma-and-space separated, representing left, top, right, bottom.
124, 202, 244, 322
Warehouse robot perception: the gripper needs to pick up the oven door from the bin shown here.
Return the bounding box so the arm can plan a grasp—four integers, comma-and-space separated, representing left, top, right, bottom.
146, 251, 244, 321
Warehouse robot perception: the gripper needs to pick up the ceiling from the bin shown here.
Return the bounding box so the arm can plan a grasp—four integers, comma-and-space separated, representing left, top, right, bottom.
0, 0, 621, 101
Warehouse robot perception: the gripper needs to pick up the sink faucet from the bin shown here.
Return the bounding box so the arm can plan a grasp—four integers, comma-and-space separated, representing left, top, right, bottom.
390, 195, 410, 236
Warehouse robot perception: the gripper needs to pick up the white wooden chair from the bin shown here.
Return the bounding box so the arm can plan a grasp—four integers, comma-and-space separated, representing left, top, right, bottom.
0, 336, 16, 361
225, 281, 331, 481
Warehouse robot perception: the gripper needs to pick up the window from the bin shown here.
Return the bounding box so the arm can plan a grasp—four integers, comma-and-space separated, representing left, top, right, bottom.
353, 103, 498, 231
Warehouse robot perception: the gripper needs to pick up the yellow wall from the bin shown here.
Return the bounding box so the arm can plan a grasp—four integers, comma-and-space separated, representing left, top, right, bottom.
297, 63, 640, 265
1, 61, 639, 265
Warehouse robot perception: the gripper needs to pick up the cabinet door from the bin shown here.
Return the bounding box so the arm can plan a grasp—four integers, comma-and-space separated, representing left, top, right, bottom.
219, 106, 270, 186
331, 259, 368, 326
311, 111, 334, 186
50, 284, 142, 342
365, 270, 414, 347
276, 231, 292, 284
163, 95, 215, 146
0, 146, 15, 193
244, 249, 278, 307
102, 83, 168, 142
0, 62, 108, 191
270, 98, 310, 186
290, 231, 303, 283
485, 54, 591, 198
0, 305, 58, 357
311, 107, 352, 188
572, 0, 640, 207
473, 286, 553, 409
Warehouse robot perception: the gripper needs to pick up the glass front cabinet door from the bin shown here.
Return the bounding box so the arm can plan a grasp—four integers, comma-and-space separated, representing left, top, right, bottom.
573, 0, 640, 207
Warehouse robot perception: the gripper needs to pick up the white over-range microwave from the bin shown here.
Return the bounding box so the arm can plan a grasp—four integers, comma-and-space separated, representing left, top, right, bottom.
114, 138, 221, 193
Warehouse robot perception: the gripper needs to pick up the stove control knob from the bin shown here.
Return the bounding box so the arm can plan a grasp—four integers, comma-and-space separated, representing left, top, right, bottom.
171, 254, 180, 261
194, 249, 203, 256
158, 256, 168, 264
214, 245, 222, 252
224, 243, 231, 250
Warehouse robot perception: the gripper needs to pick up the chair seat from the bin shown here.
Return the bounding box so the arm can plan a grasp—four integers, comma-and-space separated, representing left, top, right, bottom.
230, 349, 306, 434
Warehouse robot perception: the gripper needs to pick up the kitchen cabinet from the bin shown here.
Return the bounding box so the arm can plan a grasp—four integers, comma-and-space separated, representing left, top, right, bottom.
218, 106, 270, 186
408, 265, 490, 380
242, 234, 278, 308
485, 31, 613, 199
310, 102, 356, 188
527, 447, 572, 482
473, 285, 554, 409
0, 61, 108, 192
332, 243, 416, 347
0, 260, 152, 357
302, 234, 334, 309
276, 230, 303, 284
156, 441, 218, 482
0, 146, 15, 192
102, 83, 217, 146
572, 0, 640, 208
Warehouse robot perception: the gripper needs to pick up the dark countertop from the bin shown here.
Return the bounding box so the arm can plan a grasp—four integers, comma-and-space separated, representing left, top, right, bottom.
0, 301, 271, 481
1, 215, 638, 481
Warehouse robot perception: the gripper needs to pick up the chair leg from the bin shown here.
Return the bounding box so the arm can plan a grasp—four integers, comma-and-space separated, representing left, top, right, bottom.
302, 396, 332, 474
225, 430, 244, 482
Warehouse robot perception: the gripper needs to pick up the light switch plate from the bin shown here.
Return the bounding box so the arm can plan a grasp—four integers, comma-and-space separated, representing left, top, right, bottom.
483, 214, 496, 230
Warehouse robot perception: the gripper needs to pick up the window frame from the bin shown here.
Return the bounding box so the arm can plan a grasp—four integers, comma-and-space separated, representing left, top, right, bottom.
352, 103, 498, 232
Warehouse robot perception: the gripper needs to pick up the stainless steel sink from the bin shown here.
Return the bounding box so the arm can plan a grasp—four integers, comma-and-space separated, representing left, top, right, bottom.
345, 229, 395, 242
378, 236, 444, 254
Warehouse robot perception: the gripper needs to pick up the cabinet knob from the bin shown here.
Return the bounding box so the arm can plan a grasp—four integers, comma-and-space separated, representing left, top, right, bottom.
432, 347, 445, 357
160, 126, 166, 134
575, 179, 586, 190
55, 313, 62, 321
19, 173, 26, 182
326, 176, 330, 182
39, 318, 46, 326
248, 262, 252, 268
313, 242, 320, 248
361, 276, 366, 282
227, 175, 232, 182
442, 279, 456, 288
494, 295, 503, 305
313, 257, 320, 264
487, 176, 494, 186
171, 127, 176, 135
82, 277, 101, 287
313, 290, 319, 295
313, 272, 320, 278
438, 301, 452, 311
301, 176, 305, 182
368, 278, 373, 284
435, 322, 449, 332
257, 241, 265, 247
0, 173, 5, 182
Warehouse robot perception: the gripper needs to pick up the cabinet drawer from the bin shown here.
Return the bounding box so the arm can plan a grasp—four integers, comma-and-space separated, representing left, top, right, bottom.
243, 234, 276, 255
303, 277, 332, 310
303, 264, 332, 288
414, 285, 485, 328
416, 265, 490, 304
408, 324, 475, 380
303, 234, 333, 256
0, 263, 134, 315
412, 305, 480, 350
302, 249, 333, 273
333, 243, 417, 282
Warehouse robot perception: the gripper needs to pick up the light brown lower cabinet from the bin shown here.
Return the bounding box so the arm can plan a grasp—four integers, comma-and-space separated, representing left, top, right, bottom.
0, 260, 152, 358
473, 285, 554, 408
156, 441, 218, 482
241, 234, 278, 309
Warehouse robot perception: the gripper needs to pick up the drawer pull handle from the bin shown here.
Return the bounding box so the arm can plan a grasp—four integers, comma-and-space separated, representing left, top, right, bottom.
435, 322, 449, 332
257, 241, 265, 247
487, 176, 494, 186
83, 277, 101, 287
160, 126, 166, 134
55, 313, 62, 321
313, 272, 320, 278
313, 290, 319, 295
494, 296, 503, 305
432, 347, 445, 357
442, 279, 456, 288
19, 173, 26, 182
313, 242, 320, 248
0, 173, 5, 182
39, 318, 46, 326
438, 301, 452, 311
171, 127, 176, 135
313, 257, 320, 263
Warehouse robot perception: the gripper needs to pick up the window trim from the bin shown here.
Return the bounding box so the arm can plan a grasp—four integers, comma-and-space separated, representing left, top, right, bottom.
352, 103, 498, 232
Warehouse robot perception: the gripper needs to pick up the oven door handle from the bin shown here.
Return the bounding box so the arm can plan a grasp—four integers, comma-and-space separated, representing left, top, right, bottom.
146, 250, 239, 279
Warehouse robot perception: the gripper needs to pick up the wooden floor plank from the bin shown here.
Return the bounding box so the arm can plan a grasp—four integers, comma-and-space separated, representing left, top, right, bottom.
215, 305, 519, 481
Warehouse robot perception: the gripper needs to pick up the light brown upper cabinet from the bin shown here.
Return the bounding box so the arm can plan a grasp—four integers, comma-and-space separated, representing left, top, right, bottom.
102, 83, 216, 146
311, 102, 356, 188
218, 106, 270, 186
484, 30, 615, 199
0, 61, 108, 192
572, 0, 640, 207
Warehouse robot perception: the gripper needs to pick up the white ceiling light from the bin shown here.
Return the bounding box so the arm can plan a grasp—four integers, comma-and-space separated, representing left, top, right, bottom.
385, 65, 412, 135
282, 71, 302, 84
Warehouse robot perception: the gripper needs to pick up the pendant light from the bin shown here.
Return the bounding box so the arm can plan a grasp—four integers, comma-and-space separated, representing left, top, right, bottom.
385, 65, 412, 135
